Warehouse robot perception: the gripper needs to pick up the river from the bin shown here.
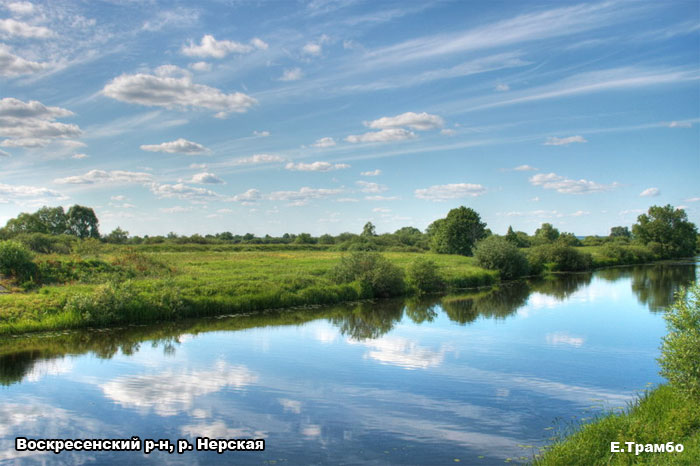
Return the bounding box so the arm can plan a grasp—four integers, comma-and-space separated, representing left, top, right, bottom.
0, 260, 697, 465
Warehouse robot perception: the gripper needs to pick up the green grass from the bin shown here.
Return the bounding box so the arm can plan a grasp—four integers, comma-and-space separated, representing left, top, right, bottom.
0, 250, 495, 336
535, 386, 700, 465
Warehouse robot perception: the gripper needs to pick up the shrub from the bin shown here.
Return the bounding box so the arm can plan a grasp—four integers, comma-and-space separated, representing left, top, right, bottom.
64, 280, 138, 325
0, 240, 36, 281
528, 243, 592, 272
15, 233, 74, 254
474, 236, 529, 280
659, 284, 700, 399
332, 252, 405, 298
601, 243, 654, 264
407, 258, 445, 294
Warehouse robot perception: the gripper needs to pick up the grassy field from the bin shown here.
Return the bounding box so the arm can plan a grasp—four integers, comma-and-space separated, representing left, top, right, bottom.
0, 249, 496, 335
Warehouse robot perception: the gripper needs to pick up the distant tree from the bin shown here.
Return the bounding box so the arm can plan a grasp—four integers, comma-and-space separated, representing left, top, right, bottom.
318, 234, 335, 245
557, 232, 581, 247
295, 233, 315, 244
632, 205, 697, 258
104, 227, 129, 244
474, 236, 529, 279
3, 212, 46, 235
362, 222, 377, 237
67, 205, 100, 239
505, 226, 530, 248
534, 223, 560, 244
242, 233, 255, 241
610, 226, 631, 238
217, 231, 234, 241
36, 206, 68, 235
430, 206, 487, 256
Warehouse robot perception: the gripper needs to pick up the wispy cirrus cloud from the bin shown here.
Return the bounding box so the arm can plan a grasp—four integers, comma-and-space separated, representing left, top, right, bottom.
529, 172, 617, 194
544, 135, 587, 146
285, 161, 349, 172
0, 18, 54, 38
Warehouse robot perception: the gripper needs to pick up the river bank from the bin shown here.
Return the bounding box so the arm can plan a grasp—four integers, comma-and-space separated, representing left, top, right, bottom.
0, 246, 693, 337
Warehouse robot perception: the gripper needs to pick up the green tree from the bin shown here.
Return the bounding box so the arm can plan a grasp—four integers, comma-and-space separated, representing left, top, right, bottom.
3, 212, 46, 235
294, 233, 315, 244
505, 226, 530, 248
104, 227, 129, 244
67, 205, 100, 239
534, 223, 560, 244
610, 226, 631, 238
35, 206, 68, 235
659, 284, 700, 399
429, 206, 487, 256
361, 221, 377, 237
632, 205, 697, 258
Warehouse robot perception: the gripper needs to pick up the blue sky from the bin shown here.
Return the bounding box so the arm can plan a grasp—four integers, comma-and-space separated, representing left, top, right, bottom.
1, 0, 698, 237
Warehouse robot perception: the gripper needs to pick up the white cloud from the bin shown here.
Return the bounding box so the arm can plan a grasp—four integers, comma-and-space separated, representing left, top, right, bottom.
0, 44, 45, 76
252, 130, 270, 137
414, 183, 486, 201
0, 182, 65, 202
529, 172, 617, 194
684, 197, 700, 202
188, 61, 211, 72
217, 208, 233, 213
514, 164, 537, 171
229, 154, 285, 166
6, 2, 35, 15
71, 153, 88, 159
345, 128, 416, 143
140, 138, 209, 154
102, 67, 257, 116
268, 187, 343, 205
111, 195, 126, 201
182, 34, 256, 58
285, 161, 349, 172
365, 112, 444, 131
336, 197, 359, 202
302, 42, 322, 56
0, 149, 9, 157
231, 188, 262, 203
141, 7, 200, 32
313, 137, 335, 148
356, 181, 387, 193
639, 187, 660, 197
250, 37, 268, 50
348, 336, 447, 370
361, 169, 381, 176
365, 195, 399, 201
495, 83, 510, 91
160, 206, 193, 213
150, 183, 221, 200
0, 18, 53, 38
0, 98, 80, 147
189, 172, 224, 184
544, 135, 587, 146
546, 332, 584, 348
54, 169, 153, 185
373, 207, 391, 213
440, 128, 456, 136
666, 121, 692, 128
280, 67, 303, 81
101, 362, 258, 416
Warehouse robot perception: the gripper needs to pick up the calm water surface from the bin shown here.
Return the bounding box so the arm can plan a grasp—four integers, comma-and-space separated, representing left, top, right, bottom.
1, 261, 697, 465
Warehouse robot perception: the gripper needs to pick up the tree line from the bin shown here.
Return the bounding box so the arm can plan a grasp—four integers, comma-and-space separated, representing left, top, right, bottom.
1, 204, 698, 259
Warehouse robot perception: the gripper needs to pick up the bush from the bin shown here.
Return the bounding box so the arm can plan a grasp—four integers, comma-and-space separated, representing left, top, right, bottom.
474, 236, 529, 279
528, 243, 592, 272
601, 243, 654, 264
407, 258, 445, 294
64, 281, 139, 325
332, 252, 405, 298
15, 233, 74, 254
659, 284, 700, 399
0, 240, 36, 281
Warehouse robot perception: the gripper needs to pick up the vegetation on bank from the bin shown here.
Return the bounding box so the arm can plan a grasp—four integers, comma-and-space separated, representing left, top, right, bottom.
0, 203, 697, 336
535, 284, 700, 465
